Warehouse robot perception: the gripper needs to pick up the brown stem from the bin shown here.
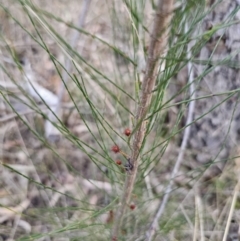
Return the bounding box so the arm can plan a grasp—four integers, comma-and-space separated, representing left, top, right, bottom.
111, 0, 174, 239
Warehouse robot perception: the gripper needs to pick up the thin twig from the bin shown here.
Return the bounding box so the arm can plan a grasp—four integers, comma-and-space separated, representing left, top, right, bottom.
26, 3, 116, 116
111, 0, 174, 239
145, 22, 196, 241
222, 182, 239, 241
222, 150, 240, 241
0, 102, 92, 123
55, 0, 92, 108
46, 0, 91, 139
196, 191, 205, 241
193, 190, 199, 241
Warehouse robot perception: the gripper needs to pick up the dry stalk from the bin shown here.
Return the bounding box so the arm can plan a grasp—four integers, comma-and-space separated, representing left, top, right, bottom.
111, 0, 174, 239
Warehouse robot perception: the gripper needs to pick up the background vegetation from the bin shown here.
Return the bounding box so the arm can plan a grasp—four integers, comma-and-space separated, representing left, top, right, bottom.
0, 0, 239, 240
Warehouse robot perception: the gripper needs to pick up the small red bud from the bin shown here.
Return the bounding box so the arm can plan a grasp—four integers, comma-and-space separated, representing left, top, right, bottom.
124, 128, 131, 136
112, 237, 117, 241
115, 160, 122, 165
129, 203, 136, 210
111, 145, 120, 153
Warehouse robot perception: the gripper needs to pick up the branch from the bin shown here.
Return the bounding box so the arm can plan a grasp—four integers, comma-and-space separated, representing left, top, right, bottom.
111, 0, 174, 239
145, 22, 196, 241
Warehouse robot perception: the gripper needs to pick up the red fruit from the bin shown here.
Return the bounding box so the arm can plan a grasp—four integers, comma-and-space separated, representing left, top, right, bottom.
129, 203, 136, 210
124, 128, 131, 136
111, 145, 120, 153
112, 237, 117, 241
116, 160, 122, 165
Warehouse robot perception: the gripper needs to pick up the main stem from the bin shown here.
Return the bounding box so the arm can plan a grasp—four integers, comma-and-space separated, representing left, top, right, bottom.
111, 0, 174, 239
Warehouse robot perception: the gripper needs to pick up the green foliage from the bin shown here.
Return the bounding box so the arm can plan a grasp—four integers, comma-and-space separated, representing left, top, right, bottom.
0, 0, 239, 240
